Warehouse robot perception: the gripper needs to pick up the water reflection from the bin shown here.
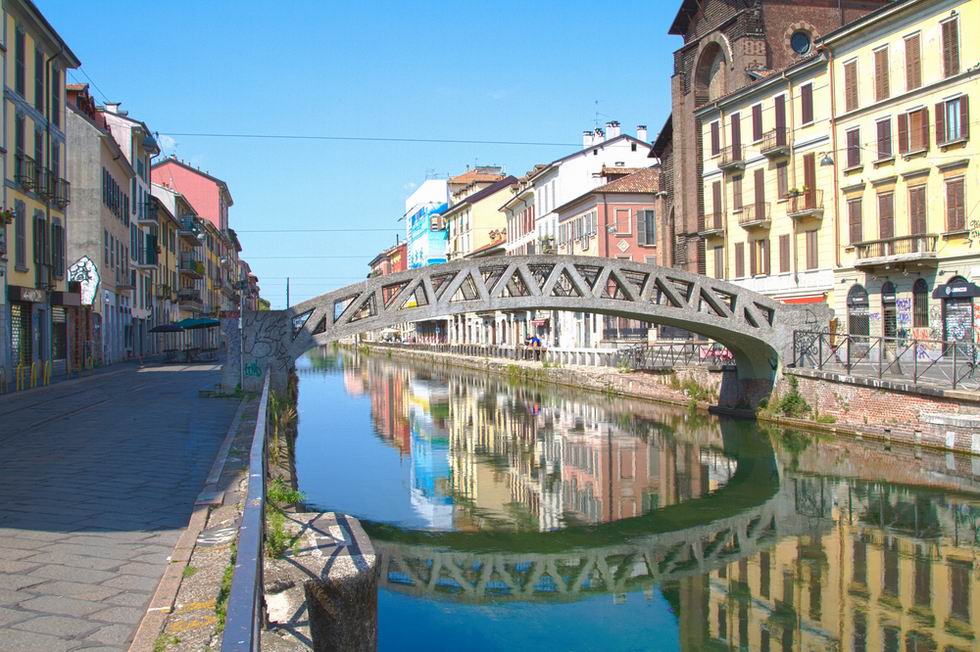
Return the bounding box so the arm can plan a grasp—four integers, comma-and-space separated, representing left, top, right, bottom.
295, 348, 980, 651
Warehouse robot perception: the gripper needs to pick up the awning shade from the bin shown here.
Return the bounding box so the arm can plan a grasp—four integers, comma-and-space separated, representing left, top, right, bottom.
176, 317, 221, 330
149, 323, 183, 333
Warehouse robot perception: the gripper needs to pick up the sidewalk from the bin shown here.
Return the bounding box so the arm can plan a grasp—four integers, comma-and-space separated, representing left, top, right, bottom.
0, 362, 239, 651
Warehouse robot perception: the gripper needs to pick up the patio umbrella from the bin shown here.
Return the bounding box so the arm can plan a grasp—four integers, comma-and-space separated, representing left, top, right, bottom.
176, 317, 221, 330
149, 323, 184, 333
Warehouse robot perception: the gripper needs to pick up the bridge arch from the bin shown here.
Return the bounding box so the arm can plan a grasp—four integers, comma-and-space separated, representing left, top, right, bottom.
231, 256, 830, 401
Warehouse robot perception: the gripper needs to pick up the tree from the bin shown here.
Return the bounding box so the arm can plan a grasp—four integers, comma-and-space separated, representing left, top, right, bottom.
257, 297, 271, 311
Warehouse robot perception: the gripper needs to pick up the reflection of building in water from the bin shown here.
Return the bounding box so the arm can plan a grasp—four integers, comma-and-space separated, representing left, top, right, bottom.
690, 478, 980, 652
367, 361, 411, 455
406, 377, 453, 529
342, 363, 368, 396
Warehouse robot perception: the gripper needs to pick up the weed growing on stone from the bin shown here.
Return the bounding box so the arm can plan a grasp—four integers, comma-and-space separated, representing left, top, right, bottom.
268, 477, 304, 508
153, 633, 180, 652
215, 543, 237, 632
182, 565, 198, 578
773, 376, 811, 419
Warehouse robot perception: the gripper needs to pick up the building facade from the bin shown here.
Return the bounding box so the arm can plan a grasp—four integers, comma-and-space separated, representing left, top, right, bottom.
3, 0, 80, 381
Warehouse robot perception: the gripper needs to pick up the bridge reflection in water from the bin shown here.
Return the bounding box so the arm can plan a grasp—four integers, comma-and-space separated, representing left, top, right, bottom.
296, 348, 980, 651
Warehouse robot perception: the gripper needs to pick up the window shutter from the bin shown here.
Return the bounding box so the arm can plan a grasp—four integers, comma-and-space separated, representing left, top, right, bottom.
774, 95, 786, 144
936, 102, 946, 145
877, 119, 891, 159
735, 243, 744, 278
909, 187, 926, 235
947, 179, 965, 231
712, 181, 722, 223
732, 175, 742, 211
779, 234, 790, 273
754, 168, 765, 211
879, 193, 894, 239
942, 19, 959, 77
763, 239, 770, 275
919, 106, 930, 152
897, 113, 909, 154
874, 49, 889, 102
776, 162, 788, 198
749, 240, 757, 276
844, 62, 858, 111
849, 200, 863, 244
961, 95, 970, 141
637, 211, 647, 246
730, 112, 741, 154
905, 34, 921, 90
801, 84, 813, 124
711, 121, 720, 155
752, 104, 762, 141
803, 154, 816, 199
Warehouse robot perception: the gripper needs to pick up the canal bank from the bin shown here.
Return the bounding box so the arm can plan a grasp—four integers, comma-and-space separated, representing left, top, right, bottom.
285, 347, 980, 652
361, 343, 980, 459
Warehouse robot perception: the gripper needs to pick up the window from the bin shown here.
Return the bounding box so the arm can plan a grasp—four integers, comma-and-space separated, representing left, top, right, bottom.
730, 112, 741, 157
711, 181, 722, 225
791, 31, 812, 55
774, 94, 787, 144
779, 234, 790, 273
913, 279, 929, 328
898, 107, 929, 154
614, 208, 631, 234
776, 161, 788, 198
734, 242, 744, 278
937, 96, 969, 145
844, 61, 858, 112
941, 17, 960, 78
34, 48, 44, 112
848, 198, 863, 244
710, 121, 720, 156
805, 230, 818, 270
909, 186, 927, 235
846, 128, 861, 168
104, 229, 109, 264
34, 127, 43, 169
876, 118, 893, 160
946, 177, 965, 231
753, 167, 765, 212
732, 175, 743, 211
905, 33, 921, 91
14, 200, 26, 269
750, 239, 769, 276
14, 29, 25, 97
874, 47, 889, 102
713, 245, 724, 279
878, 192, 894, 239
752, 104, 763, 142
51, 67, 61, 127
638, 210, 656, 246
800, 83, 814, 125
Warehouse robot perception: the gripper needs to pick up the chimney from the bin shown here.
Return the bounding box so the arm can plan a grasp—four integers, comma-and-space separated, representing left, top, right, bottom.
583, 130, 593, 148
636, 124, 648, 142
593, 127, 605, 144
104, 102, 121, 114
606, 121, 621, 139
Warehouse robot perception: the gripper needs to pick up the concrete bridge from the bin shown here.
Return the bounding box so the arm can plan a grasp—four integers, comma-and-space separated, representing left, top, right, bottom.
225, 256, 830, 403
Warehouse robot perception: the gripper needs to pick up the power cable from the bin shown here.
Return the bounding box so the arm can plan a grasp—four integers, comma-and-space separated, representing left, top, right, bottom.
156, 131, 580, 148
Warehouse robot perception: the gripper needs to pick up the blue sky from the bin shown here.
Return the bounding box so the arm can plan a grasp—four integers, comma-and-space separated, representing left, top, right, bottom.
41, 0, 679, 307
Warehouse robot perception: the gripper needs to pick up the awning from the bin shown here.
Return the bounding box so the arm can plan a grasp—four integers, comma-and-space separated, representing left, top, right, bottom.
531, 318, 550, 326
933, 278, 980, 299
150, 323, 184, 333
176, 317, 221, 330
780, 295, 827, 305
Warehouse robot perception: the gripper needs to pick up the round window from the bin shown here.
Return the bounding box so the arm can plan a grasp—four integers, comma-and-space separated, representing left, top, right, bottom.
791, 31, 812, 55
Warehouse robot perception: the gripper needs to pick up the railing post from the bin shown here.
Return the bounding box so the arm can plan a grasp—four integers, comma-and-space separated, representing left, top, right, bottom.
913, 339, 918, 385
846, 334, 851, 373
952, 343, 958, 390
817, 333, 823, 370
877, 335, 883, 379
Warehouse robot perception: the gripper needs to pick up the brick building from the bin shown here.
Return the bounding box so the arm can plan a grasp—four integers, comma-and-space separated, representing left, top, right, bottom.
657, 0, 889, 276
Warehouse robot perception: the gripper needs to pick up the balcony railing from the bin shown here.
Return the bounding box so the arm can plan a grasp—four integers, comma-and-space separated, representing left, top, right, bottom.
180, 255, 205, 277
718, 144, 745, 171
178, 216, 204, 246
54, 178, 70, 207
14, 154, 39, 191
178, 287, 202, 305
854, 234, 938, 267
738, 203, 771, 228
135, 246, 158, 268
760, 130, 789, 157
155, 284, 175, 300
37, 168, 56, 200
787, 190, 824, 219
699, 212, 725, 237
139, 199, 158, 224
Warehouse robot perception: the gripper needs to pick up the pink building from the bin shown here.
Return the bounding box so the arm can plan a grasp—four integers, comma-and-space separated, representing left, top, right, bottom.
151, 155, 233, 231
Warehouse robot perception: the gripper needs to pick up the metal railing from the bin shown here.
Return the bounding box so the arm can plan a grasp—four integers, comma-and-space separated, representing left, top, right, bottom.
760, 129, 789, 155
14, 153, 39, 190
222, 371, 270, 651
738, 203, 771, 227
54, 177, 70, 207
792, 330, 980, 391
701, 212, 724, 235
787, 190, 823, 218
854, 234, 937, 261
718, 144, 744, 169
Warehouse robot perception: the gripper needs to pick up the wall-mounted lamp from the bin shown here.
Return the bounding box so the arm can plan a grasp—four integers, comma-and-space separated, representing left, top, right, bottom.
819, 152, 834, 166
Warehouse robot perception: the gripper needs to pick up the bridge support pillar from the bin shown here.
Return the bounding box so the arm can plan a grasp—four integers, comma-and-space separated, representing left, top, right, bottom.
718, 368, 775, 410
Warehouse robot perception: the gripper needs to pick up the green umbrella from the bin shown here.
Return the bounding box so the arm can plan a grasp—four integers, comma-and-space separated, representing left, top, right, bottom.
176, 317, 221, 330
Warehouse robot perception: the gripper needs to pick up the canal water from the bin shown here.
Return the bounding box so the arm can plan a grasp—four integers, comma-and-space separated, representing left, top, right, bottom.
294, 348, 980, 652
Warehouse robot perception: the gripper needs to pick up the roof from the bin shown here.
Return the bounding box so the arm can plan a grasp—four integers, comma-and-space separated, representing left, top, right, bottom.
532, 134, 652, 180
650, 115, 672, 158
465, 240, 507, 258
599, 166, 649, 178
668, 0, 699, 36
693, 52, 824, 117
553, 167, 660, 215
152, 156, 234, 205
444, 176, 518, 215
20, 0, 81, 67
449, 168, 505, 185
818, 0, 916, 46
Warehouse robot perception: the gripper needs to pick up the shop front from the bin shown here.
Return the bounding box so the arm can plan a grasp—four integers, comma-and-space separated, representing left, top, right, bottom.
7, 285, 47, 367
934, 276, 980, 346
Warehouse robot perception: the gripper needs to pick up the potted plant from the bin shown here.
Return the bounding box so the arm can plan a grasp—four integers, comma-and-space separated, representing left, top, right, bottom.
0, 208, 14, 225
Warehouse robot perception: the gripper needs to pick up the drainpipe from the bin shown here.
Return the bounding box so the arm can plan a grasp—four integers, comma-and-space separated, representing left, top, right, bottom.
825, 45, 843, 270
44, 49, 60, 365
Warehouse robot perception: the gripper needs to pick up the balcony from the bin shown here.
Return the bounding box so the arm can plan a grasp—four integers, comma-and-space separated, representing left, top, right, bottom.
178, 216, 204, 246
699, 213, 725, 238
14, 154, 39, 191
54, 178, 70, 207
115, 270, 135, 290
787, 190, 824, 220
760, 130, 789, 158
854, 234, 938, 269
738, 203, 771, 229
134, 246, 158, 270
179, 255, 205, 278
718, 145, 745, 172
37, 168, 56, 201
178, 287, 203, 310
138, 198, 158, 226
155, 284, 176, 301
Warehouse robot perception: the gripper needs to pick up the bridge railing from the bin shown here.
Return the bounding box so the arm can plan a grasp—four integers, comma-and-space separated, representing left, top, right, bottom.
221, 370, 271, 652
792, 330, 980, 391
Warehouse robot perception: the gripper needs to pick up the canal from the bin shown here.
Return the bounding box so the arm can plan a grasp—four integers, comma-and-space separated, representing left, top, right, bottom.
294, 347, 980, 651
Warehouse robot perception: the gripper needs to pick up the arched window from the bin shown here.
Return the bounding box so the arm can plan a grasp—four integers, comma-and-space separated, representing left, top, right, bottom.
847, 284, 870, 336
694, 42, 728, 105
913, 279, 929, 328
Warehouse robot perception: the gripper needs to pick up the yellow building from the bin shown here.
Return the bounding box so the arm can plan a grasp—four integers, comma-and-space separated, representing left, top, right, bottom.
697, 48, 837, 306
446, 175, 516, 261
152, 195, 180, 326
3, 0, 80, 376
825, 0, 977, 343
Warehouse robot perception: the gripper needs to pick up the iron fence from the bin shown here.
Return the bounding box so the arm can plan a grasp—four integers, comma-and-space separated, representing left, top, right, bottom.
792, 330, 980, 391
221, 371, 271, 652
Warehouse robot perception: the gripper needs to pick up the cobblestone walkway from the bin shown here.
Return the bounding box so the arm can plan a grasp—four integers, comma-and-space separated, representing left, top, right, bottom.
0, 363, 239, 651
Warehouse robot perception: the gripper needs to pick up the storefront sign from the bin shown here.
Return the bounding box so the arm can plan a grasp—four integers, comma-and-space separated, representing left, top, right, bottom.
8, 285, 46, 303
933, 278, 980, 299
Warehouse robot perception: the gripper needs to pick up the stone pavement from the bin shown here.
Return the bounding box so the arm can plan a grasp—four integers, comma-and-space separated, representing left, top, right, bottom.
0, 362, 239, 651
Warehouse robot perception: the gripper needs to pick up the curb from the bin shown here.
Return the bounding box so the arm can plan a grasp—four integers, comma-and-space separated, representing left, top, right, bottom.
128, 394, 249, 652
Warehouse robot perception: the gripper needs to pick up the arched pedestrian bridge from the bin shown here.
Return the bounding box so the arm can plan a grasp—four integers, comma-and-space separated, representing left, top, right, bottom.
227, 256, 830, 401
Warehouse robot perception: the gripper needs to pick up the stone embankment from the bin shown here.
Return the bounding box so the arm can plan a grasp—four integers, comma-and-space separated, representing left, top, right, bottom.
363, 344, 980, 458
